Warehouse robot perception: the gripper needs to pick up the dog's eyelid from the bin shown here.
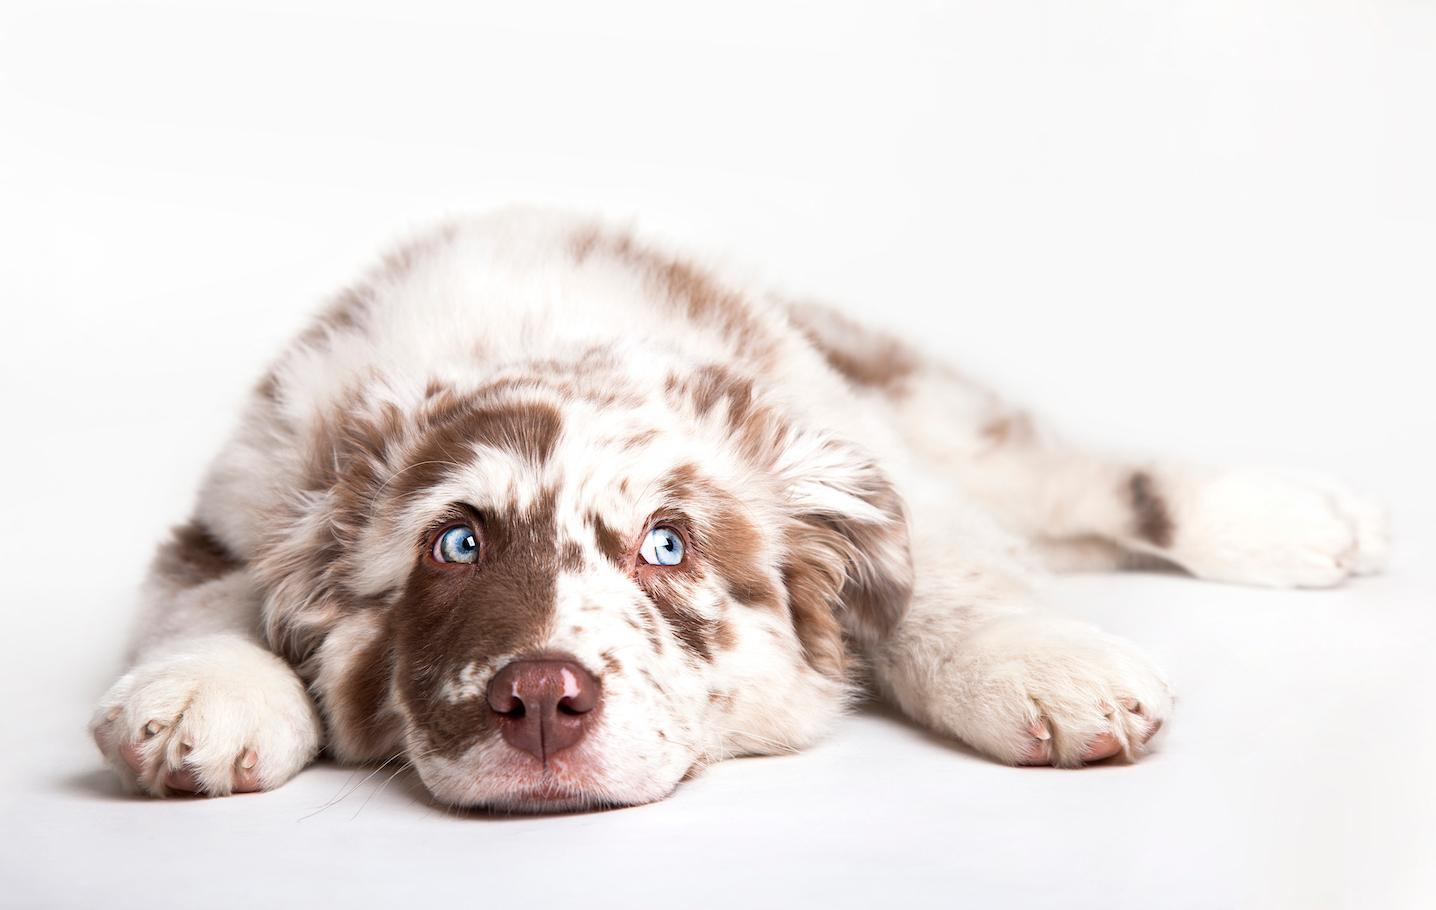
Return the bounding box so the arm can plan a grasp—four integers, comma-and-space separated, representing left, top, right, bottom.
428, 502, 484, 531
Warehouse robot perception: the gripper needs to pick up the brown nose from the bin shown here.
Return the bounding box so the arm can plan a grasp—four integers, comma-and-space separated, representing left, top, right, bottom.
486, 658, 601, 762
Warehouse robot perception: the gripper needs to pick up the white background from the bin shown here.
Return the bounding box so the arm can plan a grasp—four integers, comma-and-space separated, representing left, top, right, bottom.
2, 1, 1433, 907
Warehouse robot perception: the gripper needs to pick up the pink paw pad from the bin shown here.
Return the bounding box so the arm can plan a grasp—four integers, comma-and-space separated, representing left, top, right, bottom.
116, 720, 262, 796
1018, 698, 1164, 767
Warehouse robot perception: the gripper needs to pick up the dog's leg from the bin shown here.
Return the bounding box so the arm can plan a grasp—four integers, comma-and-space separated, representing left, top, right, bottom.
957, 442, 1391, 589
867, 501, 1174, 766
89, 522, 322, 797
788, 300, 1390, 588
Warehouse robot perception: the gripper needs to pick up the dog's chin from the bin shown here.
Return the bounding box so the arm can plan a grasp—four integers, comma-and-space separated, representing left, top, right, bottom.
427, 780, 680, 815
413, 746, 685, 814
463, 786, 656, 815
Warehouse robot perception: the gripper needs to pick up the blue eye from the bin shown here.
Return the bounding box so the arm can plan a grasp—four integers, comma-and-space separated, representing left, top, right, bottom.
639, 526, 684, 567
433, 525, 480, 564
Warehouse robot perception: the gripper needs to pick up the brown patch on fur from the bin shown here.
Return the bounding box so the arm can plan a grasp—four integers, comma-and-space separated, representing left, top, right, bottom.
296, 287, 370, 350
470, 349, 644, 411
688, 366, 755, 427
571, 226, 777, 362
831, 476, 914, 645
778, 441, 914, 678
787, 301, 919, 394
633, 603, 666, 654
665, 365, 767, 442
570, 225, 602, 261
713, 619, 736, 650
330, 620, 400, 759
599, 649, 623, 675
624, 429, 659, 450
704, 503, 782, 612
391, 489, 564, 758
255, 371, 280, 403
152, 521, 241, 588
589, 513, 631, 569
664, 368, 796, 485
388, 400, 563, 504
979, 411, 1036, 448
779, 556, 850, 678
653, 462, 783, 614
1128, 471, 1174, 549
557, 538, 584, 572
646, 577, 720, 663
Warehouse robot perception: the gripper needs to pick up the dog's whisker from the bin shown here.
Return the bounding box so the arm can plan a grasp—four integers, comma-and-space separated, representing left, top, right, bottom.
298, 752, 406, 821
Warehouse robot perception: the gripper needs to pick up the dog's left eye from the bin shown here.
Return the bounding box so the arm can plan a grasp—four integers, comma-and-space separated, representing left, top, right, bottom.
432, 525, 480, 565
639, 526, 685, 566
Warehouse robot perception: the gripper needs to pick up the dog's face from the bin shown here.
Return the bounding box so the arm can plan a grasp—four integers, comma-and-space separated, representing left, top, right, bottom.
257, 361, 911, 810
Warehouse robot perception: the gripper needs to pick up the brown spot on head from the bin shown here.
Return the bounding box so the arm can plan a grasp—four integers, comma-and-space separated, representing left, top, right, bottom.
1128, 471, 1174, 549
557, 538, 584, 572
702, 500, 782, 612
391, 491, 565, 758
624, 429, 659, 450
599, 649, 623, 675
570, 226, 777, 363
665, 365, 767, 442
390, 399, 563, 503
589, 513, 631, 569
645, 577, 719, 663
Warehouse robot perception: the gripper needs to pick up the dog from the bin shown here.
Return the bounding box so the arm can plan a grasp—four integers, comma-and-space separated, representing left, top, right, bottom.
90, 209, 1389, 810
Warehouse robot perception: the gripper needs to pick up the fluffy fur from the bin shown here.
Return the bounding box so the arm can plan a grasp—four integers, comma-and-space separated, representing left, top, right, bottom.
90, 210, 1390, 810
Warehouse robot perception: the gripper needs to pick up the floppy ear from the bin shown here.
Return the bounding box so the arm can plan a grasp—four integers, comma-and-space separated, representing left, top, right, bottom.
251, 400, 405, 666
772, 429, 914, 673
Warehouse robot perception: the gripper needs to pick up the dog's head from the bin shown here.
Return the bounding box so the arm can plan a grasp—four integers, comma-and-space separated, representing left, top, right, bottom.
257, 352, 911, 811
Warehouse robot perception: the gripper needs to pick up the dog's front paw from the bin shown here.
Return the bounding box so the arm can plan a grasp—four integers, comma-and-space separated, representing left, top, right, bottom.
1168, 469, 1390, 588
938, 618, 1174, 768
90, 636, 322, 797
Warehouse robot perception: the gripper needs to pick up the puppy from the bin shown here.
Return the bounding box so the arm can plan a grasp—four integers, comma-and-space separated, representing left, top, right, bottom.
90, 210, 1389, 810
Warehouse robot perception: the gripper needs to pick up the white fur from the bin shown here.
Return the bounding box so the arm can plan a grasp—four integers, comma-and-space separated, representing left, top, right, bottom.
1154, 467, 1390, 587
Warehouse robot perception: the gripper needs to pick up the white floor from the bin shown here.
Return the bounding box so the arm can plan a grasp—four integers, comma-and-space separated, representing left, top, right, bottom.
2, 2, 1433, 907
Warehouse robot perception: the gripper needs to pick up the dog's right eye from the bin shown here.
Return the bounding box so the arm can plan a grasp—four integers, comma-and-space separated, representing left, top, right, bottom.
432, 524, 481, 565
638, 525, 685, 567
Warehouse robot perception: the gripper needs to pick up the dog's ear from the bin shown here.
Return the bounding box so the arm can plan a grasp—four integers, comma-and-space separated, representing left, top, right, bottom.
251, 399, 404, 666
771, 430, 913, 674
